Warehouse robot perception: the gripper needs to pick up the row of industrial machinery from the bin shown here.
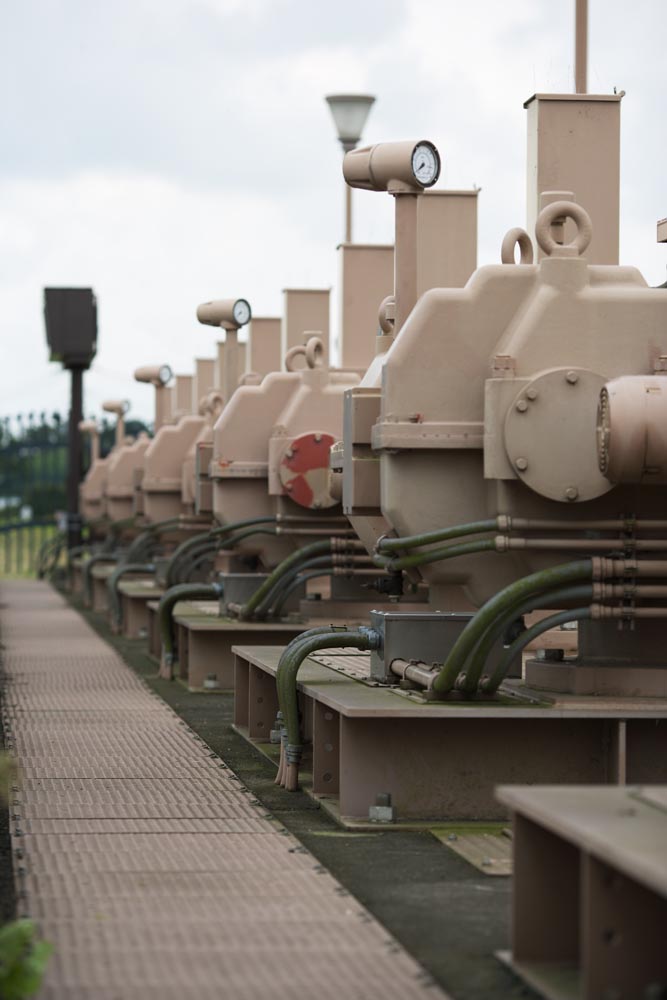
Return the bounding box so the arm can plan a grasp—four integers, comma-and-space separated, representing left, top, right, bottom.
51, 73, 667, 999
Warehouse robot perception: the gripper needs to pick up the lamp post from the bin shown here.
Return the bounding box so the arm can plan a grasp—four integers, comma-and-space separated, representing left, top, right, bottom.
325, 94, 376, 243
43, 288, 98, 549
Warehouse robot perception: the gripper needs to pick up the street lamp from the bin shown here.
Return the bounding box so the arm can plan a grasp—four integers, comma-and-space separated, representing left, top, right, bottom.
325, 94, 376, 243
43, 287, 98, 550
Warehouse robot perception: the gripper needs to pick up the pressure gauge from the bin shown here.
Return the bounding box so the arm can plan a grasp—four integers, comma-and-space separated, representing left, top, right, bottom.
233, 298, 251, 327
411, 142, 440, 188
158, 364, 172, 386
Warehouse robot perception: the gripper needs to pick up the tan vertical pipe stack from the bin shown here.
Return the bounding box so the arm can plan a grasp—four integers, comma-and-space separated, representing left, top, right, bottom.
281, 289, 330, 367
337, 245, 393, 369
345, 184, 353, 243
102, 401, 128, 450
165, 387, 174, 424
216, 343, 225, 395
393, 195, 420, 334
247, 317, 281, 376
525, 0, 621, 264
154, 383, 171, 431
393, 189, 479, 333
193, 358, 216, 412
78, 421, 100, 462
223, 331, 240, 405
172, 376, 193, 420
90, 427, 100, 463
196, 298, 252, 402
133, 365, 173, 432
575, 0, 588, 94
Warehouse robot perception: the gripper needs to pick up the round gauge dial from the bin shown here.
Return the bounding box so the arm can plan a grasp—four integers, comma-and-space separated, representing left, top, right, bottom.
233, 298, 251, 327
411, 142, 440, 188
158, 364, 172, 386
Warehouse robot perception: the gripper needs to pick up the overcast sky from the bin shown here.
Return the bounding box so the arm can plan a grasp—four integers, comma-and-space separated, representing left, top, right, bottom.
1, 0, 665, 423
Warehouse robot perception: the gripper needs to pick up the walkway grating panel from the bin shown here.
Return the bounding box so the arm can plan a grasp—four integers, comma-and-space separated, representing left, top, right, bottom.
1, 581, 448, 1000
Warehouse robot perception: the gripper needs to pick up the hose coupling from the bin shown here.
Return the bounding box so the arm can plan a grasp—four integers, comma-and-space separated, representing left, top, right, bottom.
286, 743, 303, 765
592, 557, 637, 580
494, 535, 512, 552
592, 581, 636, 601
270, 711, 284, 744
357, 626, 382, 650
591, 603, 634, 620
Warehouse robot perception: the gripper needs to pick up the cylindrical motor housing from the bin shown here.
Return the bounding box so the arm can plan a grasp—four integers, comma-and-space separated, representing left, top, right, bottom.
598, 375, 667, 484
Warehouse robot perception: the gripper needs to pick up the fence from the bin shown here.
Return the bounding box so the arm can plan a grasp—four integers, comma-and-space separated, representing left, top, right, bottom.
0, 413, 71, 576
0, 412, 150, 576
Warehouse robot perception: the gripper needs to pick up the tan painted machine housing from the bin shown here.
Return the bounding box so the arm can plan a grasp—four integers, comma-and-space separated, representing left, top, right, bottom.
78, 420, 107, 521
369, 200, 667, 609
142, 374, 204, 522
211, 336, 359, 567
337, 179, 479, 559
102, 365, 173, 523
79, 400, 129, 522
105, 432, 151, 521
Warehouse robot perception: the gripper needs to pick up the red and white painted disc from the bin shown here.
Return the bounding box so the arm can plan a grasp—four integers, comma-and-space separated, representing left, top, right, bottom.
278, 431, 338, 509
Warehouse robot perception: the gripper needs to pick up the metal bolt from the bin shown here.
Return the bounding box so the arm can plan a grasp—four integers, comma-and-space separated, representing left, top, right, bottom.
285, 448, 293, 459
285, 483, 293, 492
314, 433, 322, 443
564, 486, 579, 501
515, 399, 528, 413
515, 457, 528, 471
526, 388, 538, 400
566, 371, 579, 385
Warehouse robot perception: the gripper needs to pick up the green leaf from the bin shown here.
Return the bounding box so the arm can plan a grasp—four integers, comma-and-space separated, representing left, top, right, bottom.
0, 921, 53, 999
0, 920, 34, 973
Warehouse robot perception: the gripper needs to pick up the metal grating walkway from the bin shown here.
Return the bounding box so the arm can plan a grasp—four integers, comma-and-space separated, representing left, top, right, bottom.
1, 581, 448, 1000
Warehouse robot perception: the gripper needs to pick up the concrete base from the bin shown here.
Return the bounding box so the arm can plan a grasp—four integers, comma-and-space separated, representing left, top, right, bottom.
147, 600, 162, 659
117, 581, 164, 640
496, 785, 667, 999
92, 576, 110, 613
173, 613, 306, 692
232, 645, 667, 824
525, 658, 667, 697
